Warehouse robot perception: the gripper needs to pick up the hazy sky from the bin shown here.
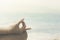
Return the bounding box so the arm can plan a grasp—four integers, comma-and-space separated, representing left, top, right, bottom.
0, 0, 60, 14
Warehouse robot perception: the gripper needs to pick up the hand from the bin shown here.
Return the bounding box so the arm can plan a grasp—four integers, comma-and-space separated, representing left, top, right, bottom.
20, 18, 24, 23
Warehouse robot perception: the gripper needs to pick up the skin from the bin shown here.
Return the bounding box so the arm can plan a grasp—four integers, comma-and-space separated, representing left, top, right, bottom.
0, 19, 31, 40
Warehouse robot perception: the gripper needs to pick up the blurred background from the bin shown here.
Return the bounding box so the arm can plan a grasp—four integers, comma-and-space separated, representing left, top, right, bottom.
0, 0, 60, 40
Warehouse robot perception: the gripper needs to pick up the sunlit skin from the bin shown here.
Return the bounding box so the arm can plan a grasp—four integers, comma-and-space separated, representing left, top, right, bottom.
0, 18, 31, 40
0, 19, 31, 34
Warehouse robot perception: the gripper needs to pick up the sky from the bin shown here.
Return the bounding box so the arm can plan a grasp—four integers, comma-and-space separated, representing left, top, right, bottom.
0, 0, 60, 40
0, 0, 60, 14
